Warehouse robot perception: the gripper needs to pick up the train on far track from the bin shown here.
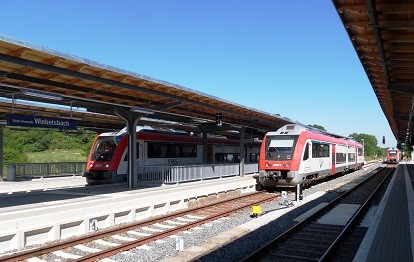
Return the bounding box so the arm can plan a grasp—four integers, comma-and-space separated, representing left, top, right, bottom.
385, 148, 400, 163
83, 126, 261, 185
256, 124, 364, 189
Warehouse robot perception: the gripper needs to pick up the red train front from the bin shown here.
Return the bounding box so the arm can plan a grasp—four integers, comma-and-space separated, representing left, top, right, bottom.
386, 148, 400, 163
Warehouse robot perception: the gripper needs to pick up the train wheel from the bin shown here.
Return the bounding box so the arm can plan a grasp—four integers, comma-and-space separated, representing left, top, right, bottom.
255, 183, 265, 191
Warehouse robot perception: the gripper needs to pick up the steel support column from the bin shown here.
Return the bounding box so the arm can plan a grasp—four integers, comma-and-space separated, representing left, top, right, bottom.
239, 127, 246, 177
295, 183, 303, 201
0, 125, 4, 180
114, 108, 144, 188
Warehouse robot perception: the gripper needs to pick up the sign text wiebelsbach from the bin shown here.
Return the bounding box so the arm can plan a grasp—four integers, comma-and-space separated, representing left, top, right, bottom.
7, 114, 77, 130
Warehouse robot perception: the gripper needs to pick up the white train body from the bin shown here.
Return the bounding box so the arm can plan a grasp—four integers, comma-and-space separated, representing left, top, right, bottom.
258, 124, 364, 188
84, 127, 260, 184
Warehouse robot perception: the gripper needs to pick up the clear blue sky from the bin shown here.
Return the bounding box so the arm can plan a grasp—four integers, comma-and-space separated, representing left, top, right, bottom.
0, 1, 396, 148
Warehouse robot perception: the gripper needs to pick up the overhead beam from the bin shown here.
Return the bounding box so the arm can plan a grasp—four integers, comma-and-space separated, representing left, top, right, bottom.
366, 0, 389, 84
388, 85, 414, 93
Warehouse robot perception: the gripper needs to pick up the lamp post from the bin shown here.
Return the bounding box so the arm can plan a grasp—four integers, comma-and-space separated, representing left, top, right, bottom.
361, 139, 364, 156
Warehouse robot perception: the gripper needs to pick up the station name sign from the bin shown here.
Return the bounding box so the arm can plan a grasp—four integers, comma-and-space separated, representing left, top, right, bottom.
7, 114, 77, 130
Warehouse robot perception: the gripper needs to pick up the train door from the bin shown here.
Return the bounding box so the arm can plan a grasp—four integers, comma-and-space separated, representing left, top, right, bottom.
331, 144, 336, 174
302, 142, 311, 173
208, 144, 214, 163
138, 140, 144, 166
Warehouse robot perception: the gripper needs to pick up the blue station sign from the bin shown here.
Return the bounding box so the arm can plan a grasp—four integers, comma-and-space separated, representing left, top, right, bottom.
7, 114, 77, 130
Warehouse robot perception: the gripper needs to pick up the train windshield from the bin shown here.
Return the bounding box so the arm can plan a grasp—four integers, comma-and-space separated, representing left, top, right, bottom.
91, 136, 118, 162
265, 135, 298, 160
389, 150, 397, 156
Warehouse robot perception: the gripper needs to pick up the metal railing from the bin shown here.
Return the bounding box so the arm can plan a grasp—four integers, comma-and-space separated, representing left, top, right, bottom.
137, 163, 258, 184
4, 162, 258, 183
9, 162, 86, 178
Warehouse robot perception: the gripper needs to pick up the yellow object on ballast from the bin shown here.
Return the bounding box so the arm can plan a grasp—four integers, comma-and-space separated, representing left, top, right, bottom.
250, 205, 262, 217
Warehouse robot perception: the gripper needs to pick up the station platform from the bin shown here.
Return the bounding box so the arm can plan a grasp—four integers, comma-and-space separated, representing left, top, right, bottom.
0, 173, 258, 253
354, 162, 414, 261
0, 175, 87, 195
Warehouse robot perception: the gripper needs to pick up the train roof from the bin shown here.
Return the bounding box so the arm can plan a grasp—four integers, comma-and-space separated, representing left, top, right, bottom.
266, 124, 362, 146
97, 126, 253, 142
266, 124, 348, 138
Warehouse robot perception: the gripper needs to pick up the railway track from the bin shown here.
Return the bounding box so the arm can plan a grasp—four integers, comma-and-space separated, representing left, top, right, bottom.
0, 191, 280, 262
241, 165, 395, 262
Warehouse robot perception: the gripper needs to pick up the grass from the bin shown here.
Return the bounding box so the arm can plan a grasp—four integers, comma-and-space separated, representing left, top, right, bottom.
26, 149, 88, 163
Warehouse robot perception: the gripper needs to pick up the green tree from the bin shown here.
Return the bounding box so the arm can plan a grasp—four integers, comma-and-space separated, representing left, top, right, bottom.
348, 133, 381, 158
308, 124, 326, 131
3, 147, 28, 165
3, 127, 97, 164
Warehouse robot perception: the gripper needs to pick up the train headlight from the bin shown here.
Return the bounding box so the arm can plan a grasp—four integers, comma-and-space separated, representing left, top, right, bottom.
265, 162, 271, 168
284, 163, 290, 168
89, 163, 93, 168
105, 164, 109, 168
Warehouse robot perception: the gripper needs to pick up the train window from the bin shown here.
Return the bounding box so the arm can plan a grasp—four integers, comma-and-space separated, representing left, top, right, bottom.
147, 142, 197, 158
178, 144, 197, 157
348, 153, 355, 162
215, 153, 240, 163
248, 153, 259, 163
358, 148, 363, 156
303, 143, 309, 161
265, 135, 298, 160
123, 142, 140, 161
312, 142, 330, 158
336, 153, 346, 164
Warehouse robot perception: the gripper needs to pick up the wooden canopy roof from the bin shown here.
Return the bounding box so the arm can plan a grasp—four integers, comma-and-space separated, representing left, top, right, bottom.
333, 0, 414, 146
0, 35, 293, 139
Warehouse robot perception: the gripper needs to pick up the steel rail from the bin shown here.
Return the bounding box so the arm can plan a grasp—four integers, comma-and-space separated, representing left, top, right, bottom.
76, 192, 277, 262
319, 166, 394, 261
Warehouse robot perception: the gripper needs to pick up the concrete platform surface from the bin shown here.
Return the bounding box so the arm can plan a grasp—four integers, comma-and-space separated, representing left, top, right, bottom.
354, 163, 414, 262
0, 175, 87, 195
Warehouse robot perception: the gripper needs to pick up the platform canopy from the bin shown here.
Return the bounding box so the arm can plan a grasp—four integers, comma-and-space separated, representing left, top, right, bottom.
0, 35, 293, 139
333, 1, 414, 147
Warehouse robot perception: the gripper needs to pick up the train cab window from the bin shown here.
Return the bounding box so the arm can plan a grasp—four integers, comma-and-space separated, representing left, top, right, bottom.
92, 136, 117, 162
303, 142, 309, 161
265, 135, 298, 160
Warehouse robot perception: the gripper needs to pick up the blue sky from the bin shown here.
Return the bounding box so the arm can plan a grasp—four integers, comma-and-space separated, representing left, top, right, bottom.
0, 1, 396, 147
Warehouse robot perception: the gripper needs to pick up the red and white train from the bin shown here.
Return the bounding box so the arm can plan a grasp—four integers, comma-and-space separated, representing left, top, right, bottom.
83, 126, 260, 184
385, 148, 400, 163
257, 124, 364, 189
